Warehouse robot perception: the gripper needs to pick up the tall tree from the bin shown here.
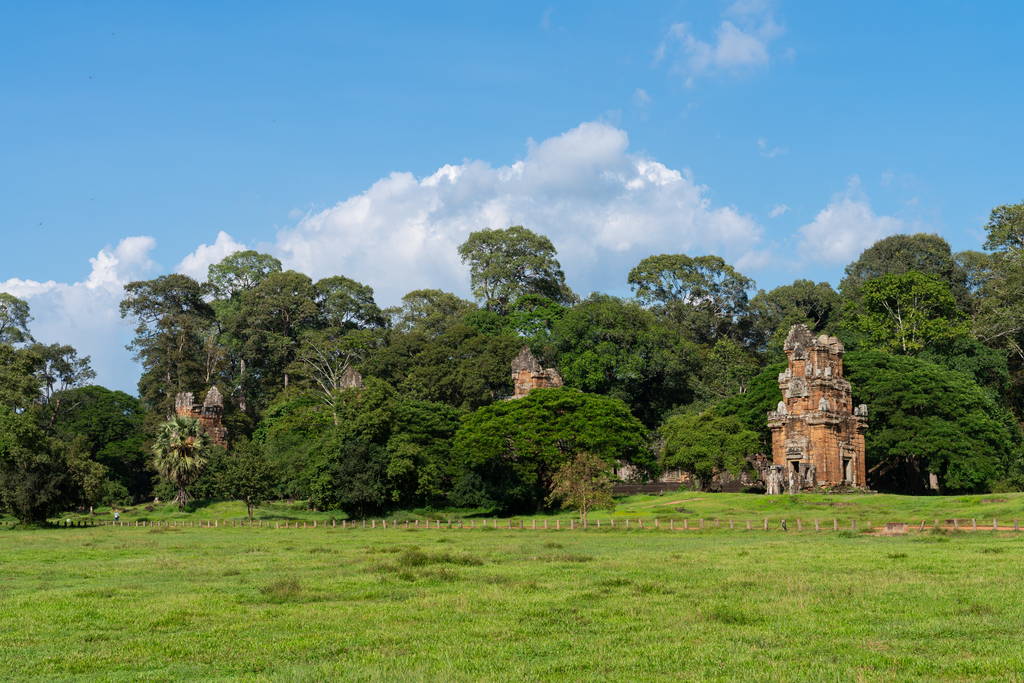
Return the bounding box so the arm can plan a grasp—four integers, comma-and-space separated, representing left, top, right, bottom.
0, 343, 43, 411
207, 250, 283, 300
628, 254, 754, 344
457, 225, 571, 315
552, 294, 697, 427
661, 411, 760, 492
845, 351, 1019, 494
222, 438, 277, 519
32, 343, 95, 434
387, 289, 477, 337
546, 451, 616, 525
840, 233, 971, 312
748, 279, 842, 357
120, 274, 214, 414
453, 387, 654, 513
847, 272, 969, 355
152, 415, 210, 510
0, 293, 33, 345
315, 275, 384, 331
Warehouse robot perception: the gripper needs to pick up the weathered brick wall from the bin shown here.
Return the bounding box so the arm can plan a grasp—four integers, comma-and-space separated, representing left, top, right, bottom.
174, 386, 229, 448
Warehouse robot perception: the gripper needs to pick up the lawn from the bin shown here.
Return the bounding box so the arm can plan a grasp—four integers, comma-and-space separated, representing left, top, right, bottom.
2, 496, 1024, 682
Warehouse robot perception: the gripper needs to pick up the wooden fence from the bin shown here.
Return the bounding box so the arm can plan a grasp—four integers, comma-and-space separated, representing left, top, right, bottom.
9, 516, 1021, 532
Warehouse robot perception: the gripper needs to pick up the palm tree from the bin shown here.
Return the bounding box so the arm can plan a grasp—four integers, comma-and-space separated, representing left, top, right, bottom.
152, 416, 210, 511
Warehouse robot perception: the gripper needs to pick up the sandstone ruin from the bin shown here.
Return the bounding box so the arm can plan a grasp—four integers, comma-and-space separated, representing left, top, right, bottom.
510, 346, 563, 399
766, 325, 868, 493
175, 386, 229, 448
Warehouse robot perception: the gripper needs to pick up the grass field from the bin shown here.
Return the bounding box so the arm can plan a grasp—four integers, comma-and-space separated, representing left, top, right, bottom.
3, 493, 1024, 681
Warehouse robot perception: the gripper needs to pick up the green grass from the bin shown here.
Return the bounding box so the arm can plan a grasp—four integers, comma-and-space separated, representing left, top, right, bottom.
2, 507, 1024, 681
12, 491, 1024, 530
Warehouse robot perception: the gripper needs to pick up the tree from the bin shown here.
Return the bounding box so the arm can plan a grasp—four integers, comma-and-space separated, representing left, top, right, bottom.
453, 387, 653, 513
315, 275, 384, 330
120, 274, 214, 415
289, 329, 369, 426
222, 438, 277, 519
457, 225, 571, 315
844, 351, 1019, 494
552, 294, 697, 427
693, 337, 762, 403
306, 438, 390, 517
384, 398, 465, 507
715, 361, 787, 450
32, 343, 95, 434
749, 279, 842, 357
0, 293, 33, 345
207, 250, 282, 300
0, 343, 43, 411
840, 233, 971, 312
152, 416, 210, 510
848, 272, 969, 355
386, 289, 477, 337
0, 406, 83, 523
546, 451, 615, 525
661, 411, 760, 491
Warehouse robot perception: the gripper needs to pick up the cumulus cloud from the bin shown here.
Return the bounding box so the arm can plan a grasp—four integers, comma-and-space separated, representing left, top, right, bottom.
770, 204, 791, 218
0, 237, 158, 393
796, 177, 904, 265
175, 231, 247, 280
655, 2, 784, 86
271, 120, 766, 303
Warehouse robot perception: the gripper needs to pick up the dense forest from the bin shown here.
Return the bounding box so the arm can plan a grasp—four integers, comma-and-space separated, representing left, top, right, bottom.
5, 202, 1024, 522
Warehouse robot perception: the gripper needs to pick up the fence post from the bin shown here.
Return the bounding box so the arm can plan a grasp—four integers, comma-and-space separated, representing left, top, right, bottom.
764, 518, 768, 531
919, 520, 925, 532
508, 519, 511, 529
670, 519, 674, 530
833, 518, 837, 531
746, 519, 751, 531
596, 519, 600, 528
639, 519, 643, 529
1015, 519, 1019, 532
363, 519, 366, 528
935, 519, 939, 528
520, 520, 523, 530
544, 519, 548, 529
557, 520, 560, 530
684, 519, 688, 530
852, 520, 856, 531
655, 519, 659, 529
625, 519, 629, 529
700, 519, 704, 530
798, 519, 802, 531
730, 519, 734, 530
954, 519, 959, 530
532, 520, 536, 530
571, 519, 575, 530
610, 519, 614, 528
994, 518, 998, 531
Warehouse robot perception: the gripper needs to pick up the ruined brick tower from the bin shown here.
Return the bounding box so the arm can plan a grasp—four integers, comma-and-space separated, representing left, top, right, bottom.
766, 325, 868, 493
510, 346, 563, 399
175, 386, 229, 448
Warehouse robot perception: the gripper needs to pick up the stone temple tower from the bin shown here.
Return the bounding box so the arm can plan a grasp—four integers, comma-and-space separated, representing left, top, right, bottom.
766, 325, 868, 493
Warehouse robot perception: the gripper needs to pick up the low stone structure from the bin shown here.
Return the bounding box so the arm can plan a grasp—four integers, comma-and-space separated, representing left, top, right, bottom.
766, 325, 868, 492
175, 387, 229, 448
510, 346, 563, 399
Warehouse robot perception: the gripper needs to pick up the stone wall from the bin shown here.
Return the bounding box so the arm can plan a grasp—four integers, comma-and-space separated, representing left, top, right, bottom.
174, 386, 229, 448
766, 325, 868, 491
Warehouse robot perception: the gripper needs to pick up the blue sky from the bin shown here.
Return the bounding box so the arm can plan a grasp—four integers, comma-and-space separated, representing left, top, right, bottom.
3, 1, 1023, 393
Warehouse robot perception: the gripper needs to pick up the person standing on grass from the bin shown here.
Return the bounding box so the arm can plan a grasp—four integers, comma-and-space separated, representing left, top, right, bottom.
114, 510, 120, 523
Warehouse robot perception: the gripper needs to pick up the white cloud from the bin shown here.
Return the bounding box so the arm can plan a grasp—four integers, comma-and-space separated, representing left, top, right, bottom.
656, 4, 784, 86
770, 204, 791, 218
0, 237, 158, 393
633, 88, 652, 108
757, 137, 788, 158
796, 177, 904, 265
271, 120, 766, 304
541, 6, 554, 30
175, 231, 247, 281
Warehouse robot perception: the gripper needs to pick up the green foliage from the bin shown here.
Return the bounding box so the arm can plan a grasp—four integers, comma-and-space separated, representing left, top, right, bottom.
552, 293, 697, 427
152, 415, 211, 510
0, 292, 33, 345
715, 361, 787, 449
306, 438, 390, 517
363, 323, 520, 410
840, 232, 971, 312
453, 387, 653, 513
693, 337, 763, 403
206, 250, 283, 299
385, 399, 465, 507
661, 412, 760, 491
0, 406, 82, 523
749, 279, 842, 358
0, 343, 43, 411
222, 438, 278, 519
315, 275, 384, 330
845, 351, 1019, 494
386, 289, 477, 337
32, 342, 95, 434
44, 385, 149, 501
545, 451, 616, 523
847, 271, 970, 355
119, 274, 214, 417
457, 225, 572, 314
